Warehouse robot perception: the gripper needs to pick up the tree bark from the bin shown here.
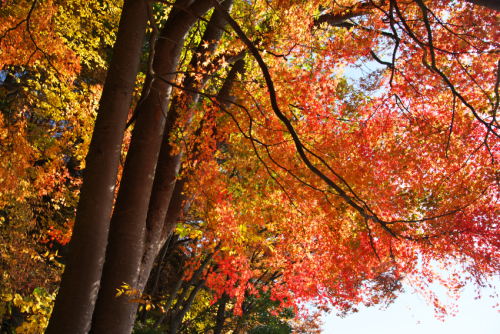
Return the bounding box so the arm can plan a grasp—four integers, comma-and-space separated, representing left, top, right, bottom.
46, 1, 148, 333
167, 250, 216, 332
153, 273, 185, 330
213, 296, 228, 334
139, 233, 173, 324
135, 0, 235, 296
141, 62, 248, 316
89, 1, 214, 333
170, 279, 207, 333
153, 249, 217, 330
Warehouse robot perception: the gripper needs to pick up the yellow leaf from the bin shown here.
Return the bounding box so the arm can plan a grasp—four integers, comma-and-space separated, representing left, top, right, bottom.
115, 289, 123, 297
13, 294, 23, 307
16, 325, 26, 333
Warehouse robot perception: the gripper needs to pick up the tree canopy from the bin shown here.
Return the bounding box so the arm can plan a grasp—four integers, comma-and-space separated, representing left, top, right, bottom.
1, 0, 500, 333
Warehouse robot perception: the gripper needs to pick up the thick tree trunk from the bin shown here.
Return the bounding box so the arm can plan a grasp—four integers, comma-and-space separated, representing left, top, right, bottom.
45, 1, 148, 333
89, 1, 214, 333
136, 0, 235, 297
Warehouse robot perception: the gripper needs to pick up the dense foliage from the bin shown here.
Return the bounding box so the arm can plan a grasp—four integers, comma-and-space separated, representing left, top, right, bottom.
1, 0, 500, 333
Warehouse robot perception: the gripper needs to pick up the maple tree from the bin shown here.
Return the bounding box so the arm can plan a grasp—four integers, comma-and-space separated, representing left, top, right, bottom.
1, 0, 500, 333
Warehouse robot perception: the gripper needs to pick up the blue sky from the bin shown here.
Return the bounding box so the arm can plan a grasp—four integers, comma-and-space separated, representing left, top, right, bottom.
321, 277, 500, 334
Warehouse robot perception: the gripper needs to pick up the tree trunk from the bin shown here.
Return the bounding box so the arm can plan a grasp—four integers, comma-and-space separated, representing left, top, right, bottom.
89, 2, 214, 333
154, 249, 217, 330
139, 233, 177, 323
167, 252, 216, 333
154, 57, 246, 253
46, 1, 148, 332
153, 273, 185, 330
213, 296, 228, 334
169, 279, 207, 333
136, 0, 235, 297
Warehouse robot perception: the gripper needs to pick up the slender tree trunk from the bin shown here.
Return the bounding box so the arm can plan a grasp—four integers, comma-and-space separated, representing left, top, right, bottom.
154, 249, 217, 330
169, 279, 207, 333
213, 296, 228, 334
167, 251, 216, 332
153, 273, 185, 330
145, 57, 247, 333
139, 233, 174, 323
160, 57, 247, 250
143, 61, 248, 316
46, 1, 148, 332
89, 2, 214, 333
150, 54, 246, 263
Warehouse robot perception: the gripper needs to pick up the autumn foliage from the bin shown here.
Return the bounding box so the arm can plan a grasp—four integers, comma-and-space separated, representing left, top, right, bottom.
1, 0, 500, 333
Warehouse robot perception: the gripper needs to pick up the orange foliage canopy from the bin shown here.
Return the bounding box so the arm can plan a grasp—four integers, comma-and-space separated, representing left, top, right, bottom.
172, 0, 500, 318
1, 0, 500, 328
